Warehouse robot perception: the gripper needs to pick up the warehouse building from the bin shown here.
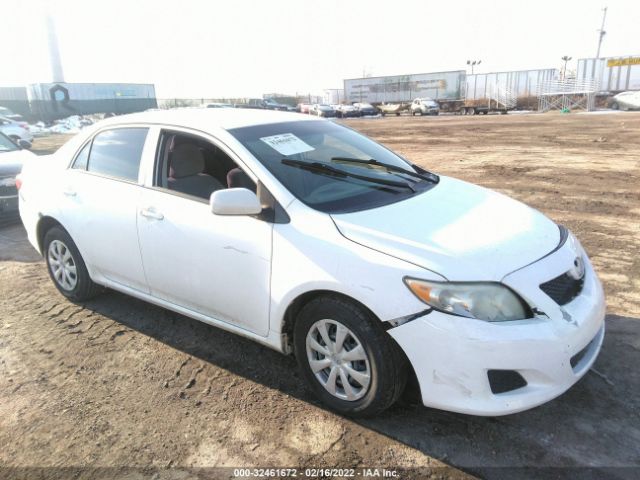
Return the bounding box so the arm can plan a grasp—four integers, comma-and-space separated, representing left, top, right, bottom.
0, 83, 157, 122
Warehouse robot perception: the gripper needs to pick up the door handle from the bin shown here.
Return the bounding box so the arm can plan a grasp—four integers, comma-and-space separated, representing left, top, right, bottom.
140, 208, 164, 220
63, 188, 76, 197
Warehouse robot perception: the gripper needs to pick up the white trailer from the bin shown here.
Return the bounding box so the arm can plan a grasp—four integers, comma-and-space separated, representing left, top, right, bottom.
344, 68, 558, 114
577, 55, 640, 92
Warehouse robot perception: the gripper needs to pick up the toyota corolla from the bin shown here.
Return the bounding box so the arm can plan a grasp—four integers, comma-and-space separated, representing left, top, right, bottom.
18, 109, 605, 416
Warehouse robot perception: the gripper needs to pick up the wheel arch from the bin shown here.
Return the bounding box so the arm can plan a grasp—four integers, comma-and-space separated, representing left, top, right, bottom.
282, 288, 419, 407
281, 289, 393, 354
36, 215, 67, 254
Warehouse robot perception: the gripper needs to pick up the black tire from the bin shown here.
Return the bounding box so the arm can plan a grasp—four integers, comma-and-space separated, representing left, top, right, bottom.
611, 102, 619, 110
294, 295, 408, 417
43, 226, 102, 302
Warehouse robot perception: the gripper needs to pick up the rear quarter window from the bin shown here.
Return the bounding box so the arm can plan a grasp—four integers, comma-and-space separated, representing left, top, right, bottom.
72, 142, 90, 170
87, 128, 148, 182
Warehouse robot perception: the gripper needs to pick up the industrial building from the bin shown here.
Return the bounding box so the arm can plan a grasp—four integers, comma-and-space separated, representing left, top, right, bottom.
0, 83, 157, 122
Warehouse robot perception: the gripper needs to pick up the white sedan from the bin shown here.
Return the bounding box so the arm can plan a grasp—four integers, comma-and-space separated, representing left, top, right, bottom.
0, 115, 33, 145
18, 109, 605, 416
611, 91, 640, 111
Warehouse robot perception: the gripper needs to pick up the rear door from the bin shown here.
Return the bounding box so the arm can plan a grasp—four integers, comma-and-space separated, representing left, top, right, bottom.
60, 127, 152, 292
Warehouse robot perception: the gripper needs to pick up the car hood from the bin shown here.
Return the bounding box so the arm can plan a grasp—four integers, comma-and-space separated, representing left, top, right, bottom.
0, 149, 33, 176
331, 176, 560, 281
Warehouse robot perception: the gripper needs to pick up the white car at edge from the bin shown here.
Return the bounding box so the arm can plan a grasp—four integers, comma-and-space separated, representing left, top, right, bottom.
18, 109, 605, 417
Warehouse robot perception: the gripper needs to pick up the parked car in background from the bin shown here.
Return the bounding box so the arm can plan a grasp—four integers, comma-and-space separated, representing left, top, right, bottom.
0, 116, 33, 146
263, 98, 290, 111
0, 106, 25, 122
411, 98, 440, 116
310, 104, 336, 117
298, 103, 312, 114
378, 103, 409, 116
0, 131, 33, 214
610, 91, 640, 111
335, 104, 360, 118
353, 102, 379, 116
19, 108, 605, 417
234, 98, 289, 111
204, 102, 233, 108
234, 99, 265, 109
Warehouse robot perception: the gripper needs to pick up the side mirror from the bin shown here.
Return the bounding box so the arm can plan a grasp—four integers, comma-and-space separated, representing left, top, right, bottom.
18, 139, 32, 150
210, 188, 262, 216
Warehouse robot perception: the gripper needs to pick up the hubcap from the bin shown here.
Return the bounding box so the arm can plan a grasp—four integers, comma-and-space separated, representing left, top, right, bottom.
306, 319, 371, 401
47, 240, 77, 291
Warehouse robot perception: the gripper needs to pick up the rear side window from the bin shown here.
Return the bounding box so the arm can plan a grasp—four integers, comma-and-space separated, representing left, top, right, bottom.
87, 128, 148, 182
72, 142, 90, 170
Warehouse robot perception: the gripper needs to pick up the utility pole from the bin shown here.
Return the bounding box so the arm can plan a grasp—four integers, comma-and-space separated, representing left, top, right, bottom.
596, 7, 607, 59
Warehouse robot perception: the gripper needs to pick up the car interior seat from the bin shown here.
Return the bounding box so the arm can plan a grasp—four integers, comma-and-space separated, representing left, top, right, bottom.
168, 143, 223, 199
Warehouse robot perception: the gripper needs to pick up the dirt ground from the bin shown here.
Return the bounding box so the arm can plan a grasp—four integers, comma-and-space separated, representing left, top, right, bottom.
1, 112, 639, 480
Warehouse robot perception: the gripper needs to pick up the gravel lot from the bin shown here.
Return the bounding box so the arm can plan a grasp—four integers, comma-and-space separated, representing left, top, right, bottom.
1, 112, 639, 480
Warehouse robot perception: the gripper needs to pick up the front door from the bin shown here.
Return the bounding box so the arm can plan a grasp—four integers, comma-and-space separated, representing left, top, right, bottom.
136, 130, 273, 336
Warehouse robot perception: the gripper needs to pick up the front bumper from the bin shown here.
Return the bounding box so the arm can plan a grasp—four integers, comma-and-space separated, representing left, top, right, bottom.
0, 194, 19, 214
388, 243, 606, 416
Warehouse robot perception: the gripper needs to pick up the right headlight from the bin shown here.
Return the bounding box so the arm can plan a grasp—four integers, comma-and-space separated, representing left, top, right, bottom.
404, 278, 532, 322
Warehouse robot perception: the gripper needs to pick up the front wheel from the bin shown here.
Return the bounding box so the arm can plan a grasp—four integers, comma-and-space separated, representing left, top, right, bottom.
44, 226, 102, 301
294, 296, 407, 417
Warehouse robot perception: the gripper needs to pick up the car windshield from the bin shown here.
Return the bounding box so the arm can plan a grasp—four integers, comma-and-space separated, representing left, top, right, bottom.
0, 133, 19, 153
229, 120, 437, 213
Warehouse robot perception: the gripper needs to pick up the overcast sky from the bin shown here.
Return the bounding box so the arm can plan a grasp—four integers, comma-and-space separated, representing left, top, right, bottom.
3, 0, 639, 98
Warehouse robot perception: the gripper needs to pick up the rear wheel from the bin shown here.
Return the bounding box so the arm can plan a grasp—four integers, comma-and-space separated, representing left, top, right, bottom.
294, 296, 407, 417
44, 226, 102, 301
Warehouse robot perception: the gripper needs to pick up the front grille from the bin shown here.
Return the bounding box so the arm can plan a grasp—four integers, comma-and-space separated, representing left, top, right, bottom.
540, 272, 584, 305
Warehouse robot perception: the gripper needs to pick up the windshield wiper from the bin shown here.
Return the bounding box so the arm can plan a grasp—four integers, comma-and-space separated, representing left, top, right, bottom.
330, 157, 439, 183
281, 159, 415, 191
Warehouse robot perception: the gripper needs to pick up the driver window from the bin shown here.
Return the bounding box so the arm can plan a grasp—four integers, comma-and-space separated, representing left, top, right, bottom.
155, 131, 256, 201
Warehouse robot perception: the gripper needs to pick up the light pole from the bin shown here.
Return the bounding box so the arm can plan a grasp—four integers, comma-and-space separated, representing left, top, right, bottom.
561, 56, 572, 80
466, 59, 481, 74
596, 7, 607, 59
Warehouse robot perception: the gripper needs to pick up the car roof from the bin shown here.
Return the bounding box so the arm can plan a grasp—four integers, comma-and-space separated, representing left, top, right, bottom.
96, 107, 318, 131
